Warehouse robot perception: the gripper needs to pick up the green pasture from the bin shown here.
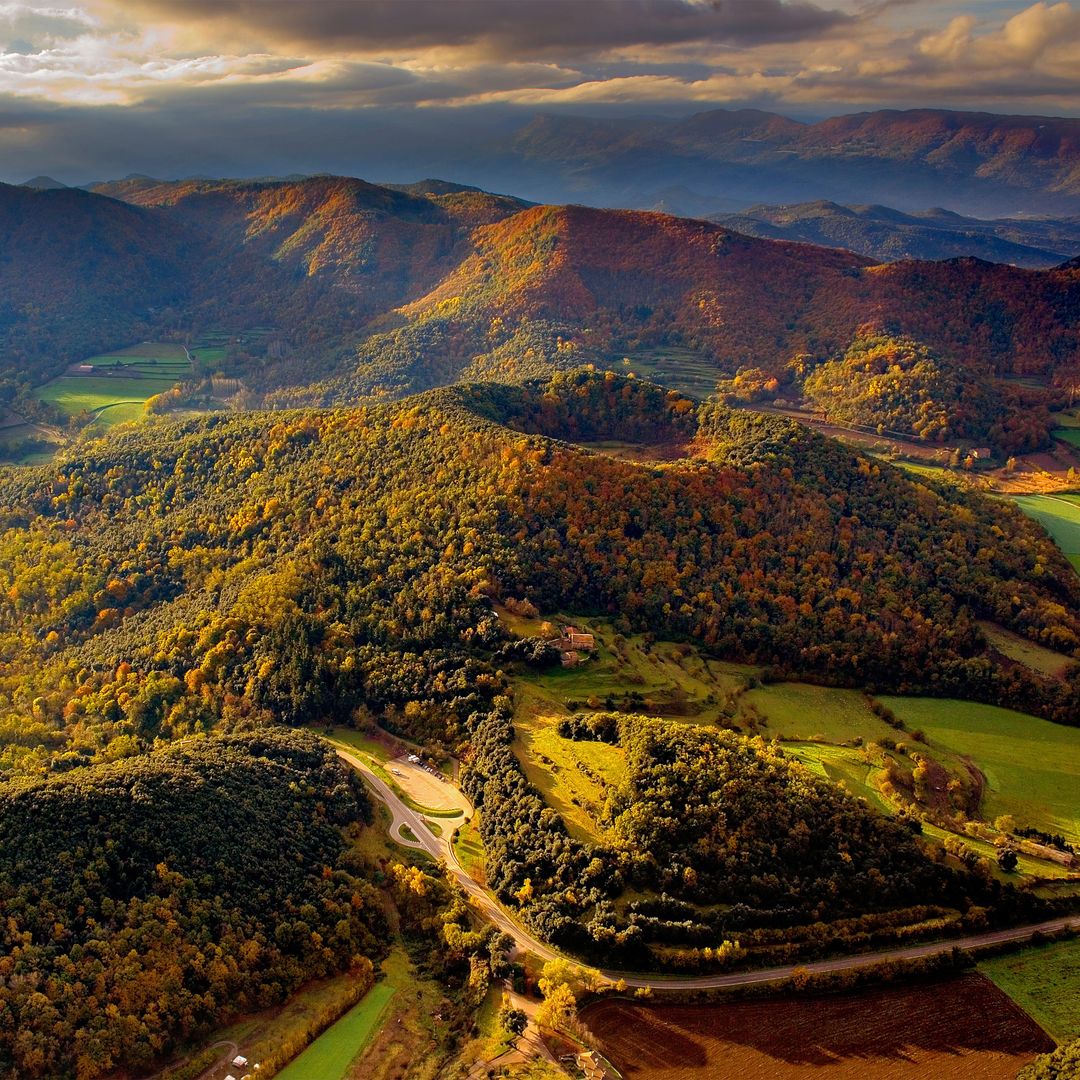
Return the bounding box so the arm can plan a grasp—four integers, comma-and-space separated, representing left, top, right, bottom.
980, 937, 1080, 1043
1012, 493, 1080, 571
327, 727, 394, 763
742, 682, 895, 743
453, 813, 486, 879
510, 616, 1080, 877
528, 619, 753, 722
878, 696, 1080, 844
191, 346, 226, 365
513, 681, 626, 843
37, 341, 191, 429
783, 742, 893, 815
38, 375, 175, 423
274, 981, 395, 1080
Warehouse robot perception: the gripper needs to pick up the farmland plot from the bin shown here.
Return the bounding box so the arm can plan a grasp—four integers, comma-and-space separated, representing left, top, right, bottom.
582, 974, 1053, 1079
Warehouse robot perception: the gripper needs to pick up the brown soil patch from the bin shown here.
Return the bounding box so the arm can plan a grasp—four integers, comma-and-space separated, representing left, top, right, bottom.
580, 973, 1053, 1079
388, 758, 470, 814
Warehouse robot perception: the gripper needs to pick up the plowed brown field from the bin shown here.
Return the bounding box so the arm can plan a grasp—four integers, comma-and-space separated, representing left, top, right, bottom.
581, 974, 1053, 1079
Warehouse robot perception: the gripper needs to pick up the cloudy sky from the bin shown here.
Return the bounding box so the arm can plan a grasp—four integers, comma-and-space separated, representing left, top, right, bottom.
2, 0, 1079, 182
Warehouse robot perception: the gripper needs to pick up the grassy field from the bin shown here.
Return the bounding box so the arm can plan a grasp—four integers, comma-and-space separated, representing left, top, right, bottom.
275, 982, 395, 1080
878, 696, 1080, 844
742, 683, 895, 744
191, 346, 227, 365
505, 614, 1080, 876
84, 342, 189, 371
340, 948, 457, 1080
38, 375, 175, 418
1012, 493, 1080, 571
453, 813, 486, 881
979, 621, 1076, 677
513, 682, 626, 842
37, 341, 190, 429
160, 970, 377, 1080
980, 937, 1080, 1044
519, 618, 753, 725
783, 743, 894, 816
615, 346, 720, 400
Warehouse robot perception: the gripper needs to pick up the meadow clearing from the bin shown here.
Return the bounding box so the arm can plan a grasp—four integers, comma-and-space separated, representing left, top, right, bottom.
878, 696, 1080, 845
979, 936, 1080, 1044
506, 614, 1080, 880
1011, 493, 1080, 570
36, 341, 191, 429
274, 982, 395, 1080
616, 346, 721, 399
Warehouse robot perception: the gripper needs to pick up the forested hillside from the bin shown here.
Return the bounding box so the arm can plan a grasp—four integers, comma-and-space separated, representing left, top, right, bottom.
2, 370, 1077, 772
0, 183, 190, 386
0, 729, 386, 1079
5, 175, 1080, 456
0, 369, 1076, 970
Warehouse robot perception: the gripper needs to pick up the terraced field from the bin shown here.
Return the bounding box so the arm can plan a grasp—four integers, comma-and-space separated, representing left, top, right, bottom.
37, 342, 190, 429
617, 346, 720, 400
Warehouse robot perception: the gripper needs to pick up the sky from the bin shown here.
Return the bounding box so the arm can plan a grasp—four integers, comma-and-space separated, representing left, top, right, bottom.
2, 0, 1080, 182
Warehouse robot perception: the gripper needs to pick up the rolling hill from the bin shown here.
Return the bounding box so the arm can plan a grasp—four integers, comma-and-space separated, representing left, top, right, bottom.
0, 182, 191, 384
4, 175, 1080, 454
711, 201, 1080, 268
0, 369, 1074, 966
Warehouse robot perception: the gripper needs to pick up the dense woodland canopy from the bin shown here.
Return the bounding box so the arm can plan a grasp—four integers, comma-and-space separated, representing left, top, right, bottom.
0, 729, 386, 1080
802, 330, 1005, 444
0, 371, 1075, 972
2, 369, 1078, 776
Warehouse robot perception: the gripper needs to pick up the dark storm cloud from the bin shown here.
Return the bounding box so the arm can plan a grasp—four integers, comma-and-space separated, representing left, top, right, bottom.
118, 0, 851, 55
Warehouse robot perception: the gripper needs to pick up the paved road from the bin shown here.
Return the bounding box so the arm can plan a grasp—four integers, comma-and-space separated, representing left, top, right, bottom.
336, 748, 1080, 990
336, 747, 563, 963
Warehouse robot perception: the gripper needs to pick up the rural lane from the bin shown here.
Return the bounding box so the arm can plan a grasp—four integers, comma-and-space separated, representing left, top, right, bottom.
335, 748, 1080, 991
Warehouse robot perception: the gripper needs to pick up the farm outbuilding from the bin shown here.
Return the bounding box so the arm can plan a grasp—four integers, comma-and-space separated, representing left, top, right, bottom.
552, 626, 596, 664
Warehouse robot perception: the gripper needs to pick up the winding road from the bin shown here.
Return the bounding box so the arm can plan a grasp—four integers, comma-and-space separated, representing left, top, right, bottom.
336, 748, 1080, 991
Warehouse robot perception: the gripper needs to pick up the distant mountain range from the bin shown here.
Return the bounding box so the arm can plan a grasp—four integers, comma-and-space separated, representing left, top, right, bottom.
710, 201, 1080, 268
17, 105, 1080, 218
501, 108, 1080, 218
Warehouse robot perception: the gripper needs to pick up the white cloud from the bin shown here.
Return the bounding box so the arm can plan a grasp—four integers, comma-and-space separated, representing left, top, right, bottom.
0, 0, 1079, 116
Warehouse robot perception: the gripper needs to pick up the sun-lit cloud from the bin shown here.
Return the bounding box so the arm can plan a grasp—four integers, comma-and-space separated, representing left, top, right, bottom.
1, 1, 1080, 182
